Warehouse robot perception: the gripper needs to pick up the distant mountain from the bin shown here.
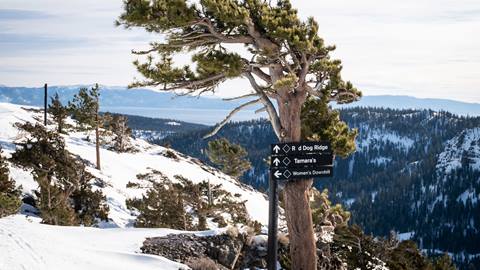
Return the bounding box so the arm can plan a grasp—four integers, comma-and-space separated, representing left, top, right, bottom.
336, 95, 480, 116
1, 86, 479, 123
0, 85, 255, 109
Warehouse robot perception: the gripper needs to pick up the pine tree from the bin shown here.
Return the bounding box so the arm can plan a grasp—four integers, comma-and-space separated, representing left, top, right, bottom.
206, 138, 251, 179
11, 123, 108, 225
127, 181, 188, 229
117, 1, 361, 266
48, 93, 68, 134
111, 115, 132, 153
0, 147, 21, 218
69, 84, 101, 170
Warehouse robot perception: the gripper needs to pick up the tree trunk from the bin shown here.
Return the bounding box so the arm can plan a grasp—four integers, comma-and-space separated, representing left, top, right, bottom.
277, 91, 316, 270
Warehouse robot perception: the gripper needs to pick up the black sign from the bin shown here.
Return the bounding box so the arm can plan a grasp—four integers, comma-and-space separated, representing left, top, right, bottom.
270, 154, 333, 168
271, 167, 333, 180
271, 141, 331, 156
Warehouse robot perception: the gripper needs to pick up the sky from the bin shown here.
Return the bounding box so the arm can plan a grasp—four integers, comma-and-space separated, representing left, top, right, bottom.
0, 0, 479, 103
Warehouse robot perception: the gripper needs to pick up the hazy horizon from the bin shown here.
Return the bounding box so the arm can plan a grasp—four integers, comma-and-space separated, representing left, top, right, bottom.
1, 0, 479, 103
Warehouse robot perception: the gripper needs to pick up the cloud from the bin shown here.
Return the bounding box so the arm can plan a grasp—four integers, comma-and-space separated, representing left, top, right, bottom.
0, 0, 478, 103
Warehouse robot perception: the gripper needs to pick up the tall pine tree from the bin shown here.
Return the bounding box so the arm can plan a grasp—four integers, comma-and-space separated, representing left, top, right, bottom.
117, 1, 361, 267
69, 84, 101, 170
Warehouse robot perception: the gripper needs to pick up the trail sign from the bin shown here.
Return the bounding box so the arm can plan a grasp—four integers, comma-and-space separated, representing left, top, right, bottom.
270, 141, 331, 156
270, 154, 333, 168
267, 141, 333, 270
271, 166, 333, 180
269, 141, 334, 180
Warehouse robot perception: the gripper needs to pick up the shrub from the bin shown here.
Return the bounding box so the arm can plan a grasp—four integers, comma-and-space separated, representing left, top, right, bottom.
0, 146, 21, 218
11, 123, 109, 225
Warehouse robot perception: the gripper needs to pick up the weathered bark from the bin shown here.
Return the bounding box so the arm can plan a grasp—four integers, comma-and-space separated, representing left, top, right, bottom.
277, 87, 316, 270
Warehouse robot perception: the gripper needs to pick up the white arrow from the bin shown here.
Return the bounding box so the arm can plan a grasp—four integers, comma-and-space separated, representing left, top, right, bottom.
273, 145, 281, 154
273, 158, 281, 166
273, 170, 282, 178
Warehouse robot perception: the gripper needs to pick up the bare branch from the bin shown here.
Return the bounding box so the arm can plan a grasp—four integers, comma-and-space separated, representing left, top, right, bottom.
244, 72, 282, 139
203, 98, 261, 139
222, 93, 258, 101
251, 67, 272, 84
255, 106, 266, 114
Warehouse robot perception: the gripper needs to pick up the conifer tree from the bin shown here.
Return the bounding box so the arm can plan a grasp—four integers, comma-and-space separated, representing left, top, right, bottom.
118, 1, 361, 267
11, 123, 108, 225
127, 181, 188, 229
0, 147, 21, 218
111, 115, 132, 152
206, 138, 251, 179
48, 93, 69, 134
69, 84, 101, 170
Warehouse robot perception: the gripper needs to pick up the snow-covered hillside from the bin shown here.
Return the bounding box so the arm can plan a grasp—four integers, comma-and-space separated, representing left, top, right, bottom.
0, 102, 271, 270
436, 127, 480, 174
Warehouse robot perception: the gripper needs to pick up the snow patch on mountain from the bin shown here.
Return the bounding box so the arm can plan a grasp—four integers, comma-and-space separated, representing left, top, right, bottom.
436, 128, 480, 174
357, 128, 414, 152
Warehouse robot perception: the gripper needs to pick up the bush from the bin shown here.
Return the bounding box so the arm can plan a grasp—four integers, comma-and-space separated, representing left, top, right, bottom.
11, 123, 109, 225
0, 146, 21, 218
126, 171, 250, 230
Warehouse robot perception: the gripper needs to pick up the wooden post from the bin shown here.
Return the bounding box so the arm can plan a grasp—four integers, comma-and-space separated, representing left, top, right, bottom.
44, 83, 48, 126
267, 172, 279, 270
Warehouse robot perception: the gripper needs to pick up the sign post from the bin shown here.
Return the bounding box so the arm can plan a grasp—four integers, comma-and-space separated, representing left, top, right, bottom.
266, 141, 333, 270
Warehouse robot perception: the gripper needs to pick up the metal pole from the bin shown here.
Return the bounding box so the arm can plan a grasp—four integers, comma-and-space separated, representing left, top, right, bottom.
44, 83, 47, 126
267, 173, 279, 270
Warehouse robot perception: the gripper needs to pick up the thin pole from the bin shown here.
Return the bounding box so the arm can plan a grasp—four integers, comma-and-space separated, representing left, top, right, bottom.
44, 83, 48, 126
267, 173, 279, 270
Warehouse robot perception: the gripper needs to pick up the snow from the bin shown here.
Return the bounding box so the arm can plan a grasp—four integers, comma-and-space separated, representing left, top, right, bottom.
0, 214, 189, 270
436, 128, 480, 174
370, 157, 392, 166
357, 128, 414, 153
345, 198, 356, 207
166, 121, 181, 126
397, 231, 414, 241
0, 102, 270, 228
0, 102, 275, 270
457, 189, 479, 205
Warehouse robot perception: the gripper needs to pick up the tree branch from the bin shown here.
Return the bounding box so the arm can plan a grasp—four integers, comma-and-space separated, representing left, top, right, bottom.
203, 98, 261, 139
244, 72, 282, 139
251, 67, 272, 84
222, 93, 258, 101
195, 19, 254, 44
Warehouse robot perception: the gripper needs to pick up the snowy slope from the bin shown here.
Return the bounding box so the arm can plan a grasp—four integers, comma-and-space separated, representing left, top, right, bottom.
436, 128, 480, 174
0, 102, 272, 270
0, 102, 270, 228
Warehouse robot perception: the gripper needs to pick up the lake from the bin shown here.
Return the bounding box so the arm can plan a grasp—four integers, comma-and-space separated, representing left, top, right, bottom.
101, 106, 268, 125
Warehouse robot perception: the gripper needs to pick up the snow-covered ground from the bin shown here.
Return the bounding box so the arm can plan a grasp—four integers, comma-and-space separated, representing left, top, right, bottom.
0, 102, 271, 270
0, 214, 192, 270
